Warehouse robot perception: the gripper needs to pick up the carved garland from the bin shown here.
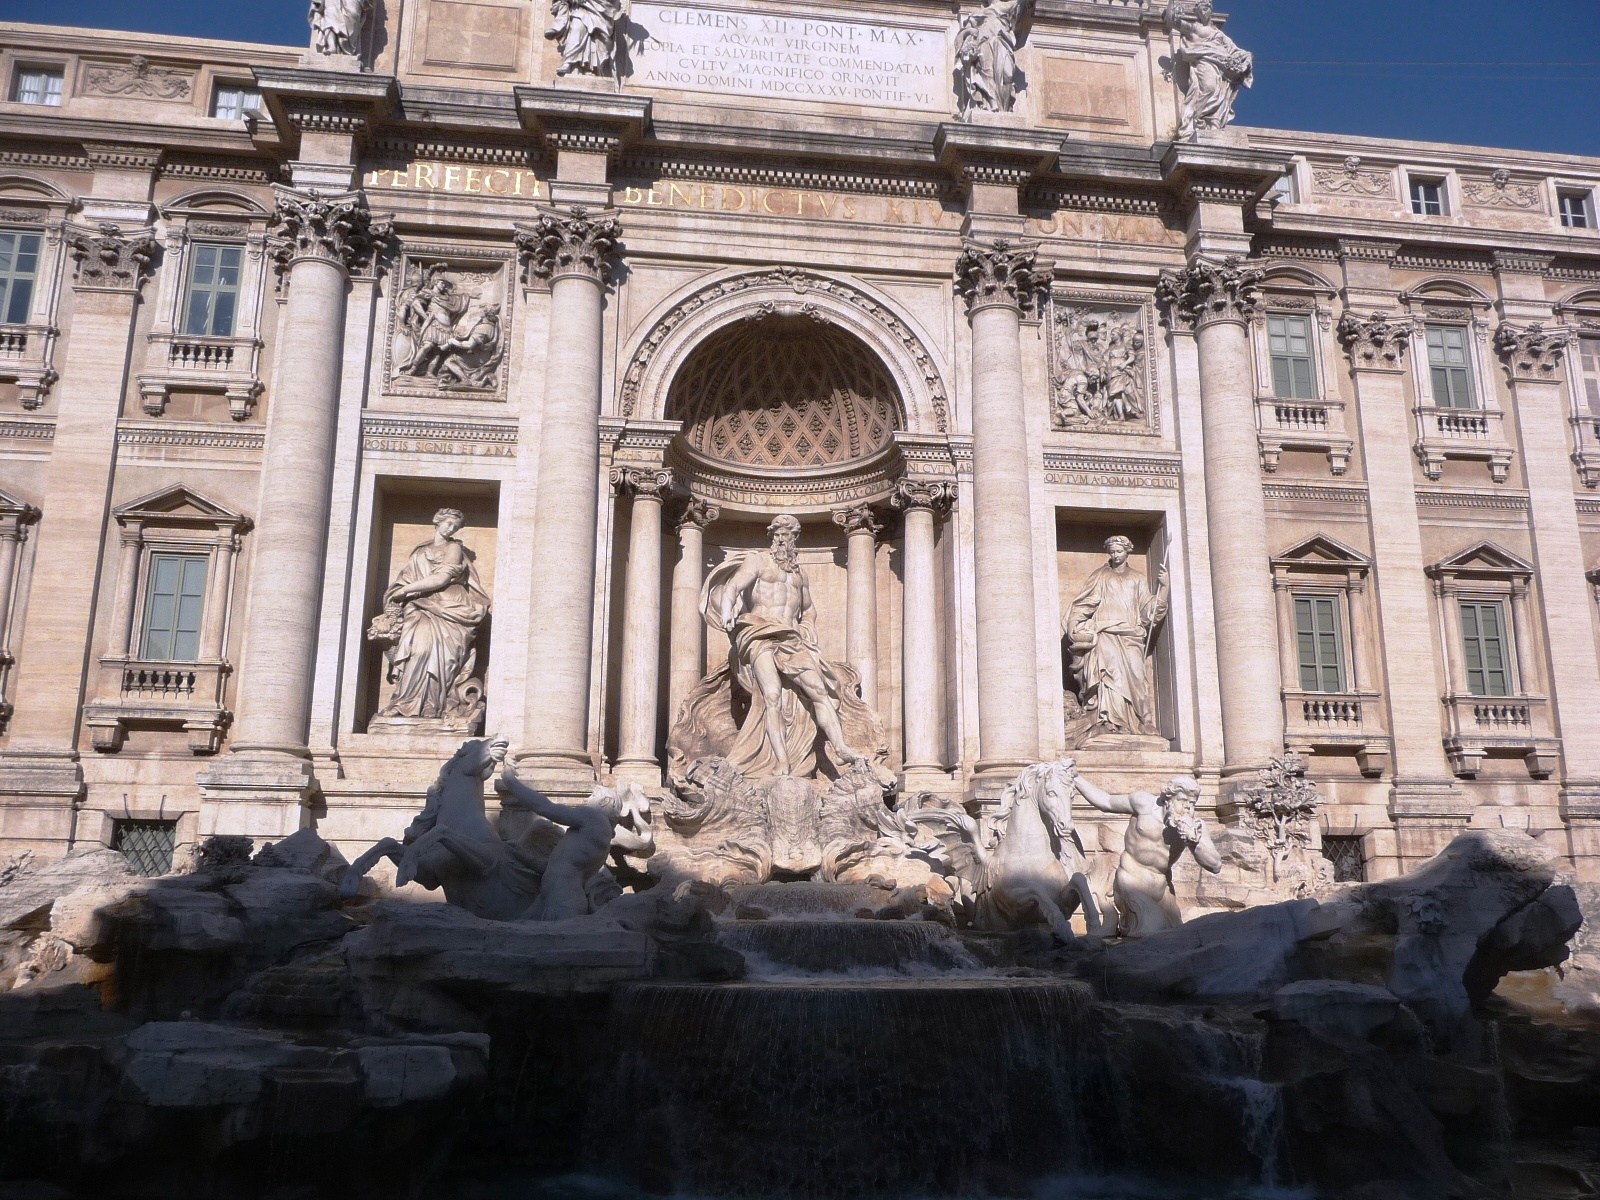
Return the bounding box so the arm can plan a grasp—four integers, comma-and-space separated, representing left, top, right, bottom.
618, 267, 950, 433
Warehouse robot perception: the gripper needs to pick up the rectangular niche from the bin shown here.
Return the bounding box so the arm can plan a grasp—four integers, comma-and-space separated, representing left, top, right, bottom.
1055, 510, 1177, 750
356, 478, 500, 737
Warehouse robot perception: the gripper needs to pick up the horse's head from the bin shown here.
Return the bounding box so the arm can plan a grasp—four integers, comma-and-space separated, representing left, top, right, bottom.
996, 758, 1078, 842
443, 735, 509, 783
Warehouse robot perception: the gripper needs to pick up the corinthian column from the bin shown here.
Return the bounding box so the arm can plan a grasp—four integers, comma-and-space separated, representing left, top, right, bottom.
1156, 259, 1283, 773
668, 498, 719, 734
1335, 313, 1459, 833
513, 207, 623, 785
892, 479, 954, 785
209, 191, 382, 827
832, 504, 883, 710
956, 239, 1052, 786
613, 466, 672, 784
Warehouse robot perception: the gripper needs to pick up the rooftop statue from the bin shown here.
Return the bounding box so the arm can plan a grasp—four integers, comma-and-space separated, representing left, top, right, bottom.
1165, 0, 1254, 140
547, 0, 628, 80
954, 0, 1031, 120
308, 0, 371, 59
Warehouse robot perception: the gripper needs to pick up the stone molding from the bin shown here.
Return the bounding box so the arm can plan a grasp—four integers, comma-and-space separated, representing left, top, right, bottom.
514, 206, 623, 285
82, 56, 192, 101
0, 145, 90, 170
1493, 322, 1571, 380
623, 153, 948, 200
671, 497, 720, 532
361, 415, 517, 458
269, 187, 388, 273
116, 422, 267, 455
1261, 482, 1369, 507
1041, 449, 1181, 490
1337, 312, 1414, 372
831, 504, 883, 538
954, 239, 1052, 318
83, 143, 164, 172
1414, 488, 1530, 514
67, 223, 159, 293
1335, 238, 1401, 265
1492, 250, 1556, 277
0, 418, 55, 445
1154, 257, 1262, 330
619, 266, 951, 435
160, 157, 280, 185
610, 466, 674, 500
889, 478, 955, 516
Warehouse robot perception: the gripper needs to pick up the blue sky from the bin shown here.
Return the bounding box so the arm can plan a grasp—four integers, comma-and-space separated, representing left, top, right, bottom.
1, 0, 1595, 157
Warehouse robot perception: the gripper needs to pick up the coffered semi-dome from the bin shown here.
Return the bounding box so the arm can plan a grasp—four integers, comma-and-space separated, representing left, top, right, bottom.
666, 315, 904, 471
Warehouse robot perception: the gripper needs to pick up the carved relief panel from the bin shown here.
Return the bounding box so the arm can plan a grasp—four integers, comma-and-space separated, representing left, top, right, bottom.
1047, 289, 1159, 435
382, 249, 513, 402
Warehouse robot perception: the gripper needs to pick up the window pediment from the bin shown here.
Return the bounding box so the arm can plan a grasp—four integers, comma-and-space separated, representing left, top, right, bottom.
114, 484, 250, 532
1272, 534, 1370, 572
1427, 540, 1533, 581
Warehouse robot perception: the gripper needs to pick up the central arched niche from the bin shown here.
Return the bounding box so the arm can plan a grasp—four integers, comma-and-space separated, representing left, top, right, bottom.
664, 314, 906, 510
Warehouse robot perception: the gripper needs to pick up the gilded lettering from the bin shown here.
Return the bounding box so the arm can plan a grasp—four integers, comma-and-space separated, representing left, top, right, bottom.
646, 188, 664, 206
721, 186, 747, 211
443, 165, 463, 192
485, 169, 512, 196
463, 167, 483, 194
415, 163, 438, 190
623, 186, 646, 204
667, 181, 699, 208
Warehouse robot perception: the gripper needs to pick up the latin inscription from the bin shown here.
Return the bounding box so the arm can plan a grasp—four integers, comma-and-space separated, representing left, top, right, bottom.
363, 162, 545, 197
628, 2, 946, 110
618, 180, 954, 226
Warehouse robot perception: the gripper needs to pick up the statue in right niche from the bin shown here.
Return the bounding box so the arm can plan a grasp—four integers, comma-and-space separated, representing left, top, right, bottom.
1064, 536, 1168, 743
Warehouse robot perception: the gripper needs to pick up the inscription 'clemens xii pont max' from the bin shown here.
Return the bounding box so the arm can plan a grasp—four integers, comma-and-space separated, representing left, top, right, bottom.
628, 2, 946, 109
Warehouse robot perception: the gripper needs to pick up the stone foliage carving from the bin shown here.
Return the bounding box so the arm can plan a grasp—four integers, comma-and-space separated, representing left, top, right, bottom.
1071, 770, 1222, 938
954, 239, 1051, 317
309, 0, 372, 57
831, 504, 882, 538
67, 223, 158, 291
546, 0, 627, 80
673, 496, 721, 531
388, 259, 508, 395
1235, 754, 1330, 891
1337, 311, 1414, 371
1494, 322, 1572, 379
1311, 157, 1393, 199
1165, 0, 1253, 141
1155, 257, 1262, 330
83, 56, 191, 100
367, 508, 491, 734
515, 207, 623, 283
1049, 302, 1151, 429
271, 189, 389, 272
1463, 169, 1541, 211
953, 0, 1031, 120
612, 466, 674, 500
890, 478, 954, 515
1063, 537, 1168, 747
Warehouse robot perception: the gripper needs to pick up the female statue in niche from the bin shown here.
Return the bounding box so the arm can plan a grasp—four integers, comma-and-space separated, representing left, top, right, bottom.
368, 507, 492, 733
1064, 536, 1168, 744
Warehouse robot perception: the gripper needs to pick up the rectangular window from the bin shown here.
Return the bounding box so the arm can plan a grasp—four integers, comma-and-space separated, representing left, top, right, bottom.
1459, 600, 1512, 698
1425, 324, 1478, 410
12, 68, 63, 106
1321, 835, 1367, 884
1560, 191, 1594, 230
0, 230, 41, 325
1410, 178, 1445, 217
1293, 594, 1346, 693
181, 243, 244, 337
211, 84, 261, 121
113, 819, 177, 878
139, 552, 208, 663
1580, 337, 1600, 415
1268, 313, 1318, 400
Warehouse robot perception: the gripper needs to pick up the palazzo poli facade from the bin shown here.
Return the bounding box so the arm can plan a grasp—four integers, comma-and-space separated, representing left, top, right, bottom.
0, 0, 1599, 894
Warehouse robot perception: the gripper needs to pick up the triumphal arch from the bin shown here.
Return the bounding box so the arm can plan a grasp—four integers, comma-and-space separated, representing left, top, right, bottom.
0, 0, 1599, 899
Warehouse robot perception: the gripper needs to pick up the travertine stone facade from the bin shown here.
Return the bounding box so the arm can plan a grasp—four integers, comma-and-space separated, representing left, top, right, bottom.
1, 1, 1598, 885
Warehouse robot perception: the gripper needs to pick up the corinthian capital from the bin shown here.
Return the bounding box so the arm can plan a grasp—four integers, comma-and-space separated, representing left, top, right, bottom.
516, 207, 624, 284
1494, 322, 1572, 380
954, 239, 1052, 318
67, 222, 158, 292
1337, 312, 1415, 372
1155, 258, 1263, 330
672, 496, 720, 532
890, 478, 955, 516
270, 187, 388, 273
832, 504, 883, 538
610, 466, 673, 500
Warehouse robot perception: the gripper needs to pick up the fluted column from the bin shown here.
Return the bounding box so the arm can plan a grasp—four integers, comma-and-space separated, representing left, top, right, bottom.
613, 467, 672, 781
832, 504, 883, 710
1156, 259, 1283, 774
668, 499, 719, 733
513, 207, 623, 782
0, 500, 39, 731
892, 479, 954, 780
225, 190, 383, 768
200, 534, 237, 663
956, 239, 1051, 782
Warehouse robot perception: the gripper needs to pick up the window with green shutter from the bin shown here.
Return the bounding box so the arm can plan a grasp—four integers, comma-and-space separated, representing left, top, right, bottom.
139, 553, 208, 662
0, 230, 42, 326
1579, 337, 1600, 416
181, 243, 244, 337
1293, 593, 1346, 693
1268, 313, 1318, 400
1459, 600, 1511, 697
1425, 324, 1477, 410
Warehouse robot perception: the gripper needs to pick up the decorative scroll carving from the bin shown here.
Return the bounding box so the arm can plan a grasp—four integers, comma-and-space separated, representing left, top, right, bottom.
82, 56, 191, 100
1337, 312, 1415, 371
954, 239, 1051, 317
1165, 0, 1253, 141
610, 466, 674, 499
547, 0, 627, 80
1154, 257, 1262, 330
1494, 322, 1572, 380
672, 497, 720, 531
1049, 301, 1151, 430
515, 207, 623, 284
67, 223, 158, 292
953, 0, 1031, 120
270, 189, 388, 272
387, 258, 508, 397
1311, 157, 1393, 199
1463, 169, 1541, 212
831, 504, 882, 538
309, 0, 372, 58
890, 478, 955, 516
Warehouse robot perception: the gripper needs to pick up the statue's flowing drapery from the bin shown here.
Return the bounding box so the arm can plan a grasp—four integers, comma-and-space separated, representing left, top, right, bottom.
1066, 564, 1166, 735
1174, 20, 1253, 135
380, 541, 491, 719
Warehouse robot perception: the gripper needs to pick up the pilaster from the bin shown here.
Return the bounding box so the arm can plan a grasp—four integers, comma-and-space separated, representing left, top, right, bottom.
892, 479, 955, 791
